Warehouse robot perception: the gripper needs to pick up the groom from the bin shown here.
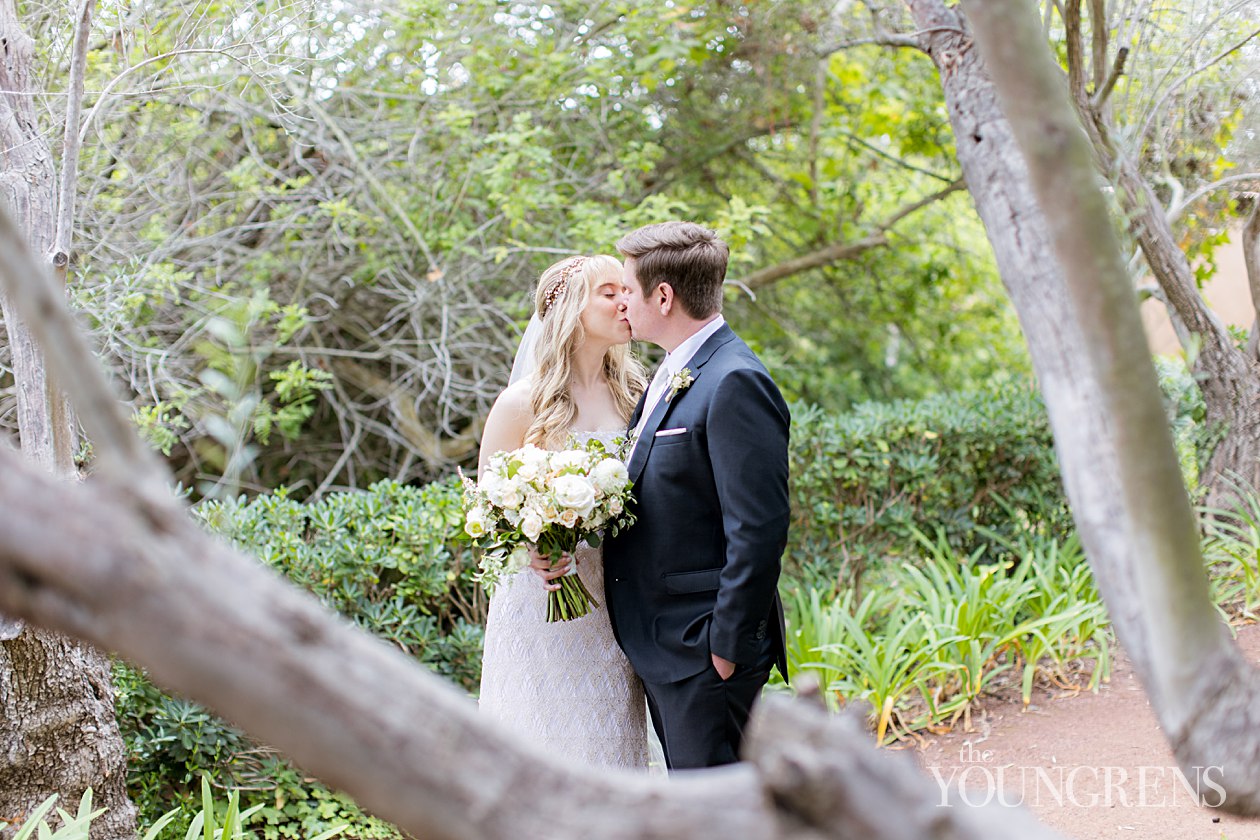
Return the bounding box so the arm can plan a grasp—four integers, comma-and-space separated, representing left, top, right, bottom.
603, 221, 790, 770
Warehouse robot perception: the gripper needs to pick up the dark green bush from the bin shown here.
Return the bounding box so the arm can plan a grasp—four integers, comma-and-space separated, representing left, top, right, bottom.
787, 381, 1072, 591
119, 477, 483, 836
196, 476, 485, 687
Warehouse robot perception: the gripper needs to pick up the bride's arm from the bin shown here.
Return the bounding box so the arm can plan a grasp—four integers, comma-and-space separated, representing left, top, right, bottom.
477, 379, 533, 479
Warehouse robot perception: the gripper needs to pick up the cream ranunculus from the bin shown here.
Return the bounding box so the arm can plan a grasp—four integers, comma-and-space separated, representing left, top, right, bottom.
464, 507, 489, 538
591, 458, 629, 494
553, 474, 596, 514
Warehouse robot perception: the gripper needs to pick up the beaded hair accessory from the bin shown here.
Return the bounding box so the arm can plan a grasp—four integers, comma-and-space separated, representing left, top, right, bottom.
541, 256, 586, 316
536, 254, 584, 317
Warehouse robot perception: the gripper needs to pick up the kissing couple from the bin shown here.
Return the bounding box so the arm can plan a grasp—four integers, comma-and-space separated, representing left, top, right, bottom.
477, 221, 790, 771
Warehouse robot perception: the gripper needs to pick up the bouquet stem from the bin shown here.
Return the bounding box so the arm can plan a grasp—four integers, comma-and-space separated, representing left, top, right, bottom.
547, 573, 599, 622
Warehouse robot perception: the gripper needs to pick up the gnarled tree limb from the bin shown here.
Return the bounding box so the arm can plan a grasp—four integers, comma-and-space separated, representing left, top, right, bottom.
738, 180, 965, 292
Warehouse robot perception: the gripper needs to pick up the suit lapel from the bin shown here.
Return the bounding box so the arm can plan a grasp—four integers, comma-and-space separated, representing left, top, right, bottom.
627, 325, 737, 485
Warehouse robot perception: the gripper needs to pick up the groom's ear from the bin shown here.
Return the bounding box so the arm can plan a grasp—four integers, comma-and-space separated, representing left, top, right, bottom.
656, 282, 674, 315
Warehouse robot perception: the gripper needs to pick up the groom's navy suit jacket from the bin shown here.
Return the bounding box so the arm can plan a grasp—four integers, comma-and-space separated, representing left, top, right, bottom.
604, 324, 790, 685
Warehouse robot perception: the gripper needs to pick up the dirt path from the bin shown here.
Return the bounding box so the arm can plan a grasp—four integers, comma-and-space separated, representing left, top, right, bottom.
911, 624, 1260, 839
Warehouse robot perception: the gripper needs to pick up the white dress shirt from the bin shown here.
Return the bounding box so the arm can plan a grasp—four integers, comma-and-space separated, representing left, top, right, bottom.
631, 315, 726, 449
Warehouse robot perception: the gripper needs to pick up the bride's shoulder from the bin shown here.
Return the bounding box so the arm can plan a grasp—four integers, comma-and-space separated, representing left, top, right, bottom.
487, 378, 534, 429
481, 379, 535, 458
495, 377, 533, 412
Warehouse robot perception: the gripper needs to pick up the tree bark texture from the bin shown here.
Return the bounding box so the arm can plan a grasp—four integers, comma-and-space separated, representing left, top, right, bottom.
901, 0, 1155, 681
0, 631, 133, 840
961, 0, 1260, 815
0, 3, 134, 837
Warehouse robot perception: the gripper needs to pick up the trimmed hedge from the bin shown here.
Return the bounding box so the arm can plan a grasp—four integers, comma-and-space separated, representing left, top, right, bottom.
786, 381, 1072, 591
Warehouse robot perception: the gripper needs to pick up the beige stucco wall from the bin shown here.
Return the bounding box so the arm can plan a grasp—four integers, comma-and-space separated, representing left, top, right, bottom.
1140, 225, 1252, 355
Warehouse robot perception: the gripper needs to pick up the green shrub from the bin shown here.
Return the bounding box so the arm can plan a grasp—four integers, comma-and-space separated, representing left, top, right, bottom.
787, 381, 1071, 591
120, 477, 480, 837
196, 476, 484, 688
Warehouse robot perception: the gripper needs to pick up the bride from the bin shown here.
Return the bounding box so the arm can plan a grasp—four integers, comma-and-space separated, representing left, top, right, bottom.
476, 254, 651, 769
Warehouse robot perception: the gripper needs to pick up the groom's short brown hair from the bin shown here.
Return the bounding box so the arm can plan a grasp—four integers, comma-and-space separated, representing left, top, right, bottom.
616, 222, 728, 319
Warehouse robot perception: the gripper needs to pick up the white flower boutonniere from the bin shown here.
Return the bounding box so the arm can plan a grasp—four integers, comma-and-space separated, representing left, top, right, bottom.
666, 367, 694, 401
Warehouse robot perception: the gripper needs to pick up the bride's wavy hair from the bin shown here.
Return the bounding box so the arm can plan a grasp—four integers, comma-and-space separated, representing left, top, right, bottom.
526, 255, 647, 449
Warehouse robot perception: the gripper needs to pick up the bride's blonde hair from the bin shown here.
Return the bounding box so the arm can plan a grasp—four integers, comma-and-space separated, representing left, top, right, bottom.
525, 255, 647, 449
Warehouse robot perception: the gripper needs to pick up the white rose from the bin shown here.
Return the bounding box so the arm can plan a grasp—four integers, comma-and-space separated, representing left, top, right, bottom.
591, 458, 628, 494
519, 443, 548, 466
500, 481, 524, 510
553, 474, 596, 514
550, 450, 588, 473
608, 496, 624, 516
521, 510, 544, 542
515, 461, 540, 483
557, 508, 580, 528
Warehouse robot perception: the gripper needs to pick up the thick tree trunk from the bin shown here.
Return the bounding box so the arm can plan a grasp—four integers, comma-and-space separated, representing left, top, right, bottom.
902, 0, 1155, 681
959, 0, 1260, 815
1202, 407, 1260, 510
0, 632, 132, 839
0, 3, 134, 838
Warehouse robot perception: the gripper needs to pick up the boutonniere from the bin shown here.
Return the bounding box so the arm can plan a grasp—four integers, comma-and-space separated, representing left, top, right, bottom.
666, 367, 694, 401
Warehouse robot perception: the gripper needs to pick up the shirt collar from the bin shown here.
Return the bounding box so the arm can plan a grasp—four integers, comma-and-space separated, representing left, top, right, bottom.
663, 315, 725, 377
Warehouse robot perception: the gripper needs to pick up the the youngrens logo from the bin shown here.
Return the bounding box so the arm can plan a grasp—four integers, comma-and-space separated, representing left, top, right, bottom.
928, 742, 1227, 809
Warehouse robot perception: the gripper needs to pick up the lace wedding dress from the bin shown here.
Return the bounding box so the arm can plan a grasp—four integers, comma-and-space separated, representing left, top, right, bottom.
478, 430, 650, 770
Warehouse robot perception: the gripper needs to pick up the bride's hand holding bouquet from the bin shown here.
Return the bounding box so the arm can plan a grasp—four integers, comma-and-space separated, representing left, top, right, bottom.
460, 436, 635, 622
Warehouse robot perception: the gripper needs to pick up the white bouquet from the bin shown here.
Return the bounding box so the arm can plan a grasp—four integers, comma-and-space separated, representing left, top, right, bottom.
460, 436, 635, 622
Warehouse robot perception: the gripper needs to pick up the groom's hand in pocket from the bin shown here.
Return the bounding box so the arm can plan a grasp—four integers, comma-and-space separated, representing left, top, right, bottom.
711, 653, 736, 681
527, 546, 573, 592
